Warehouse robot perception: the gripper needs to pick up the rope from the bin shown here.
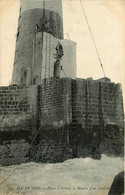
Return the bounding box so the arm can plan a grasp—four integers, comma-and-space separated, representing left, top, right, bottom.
80, 0, 106, 78
0, 127, 42, 186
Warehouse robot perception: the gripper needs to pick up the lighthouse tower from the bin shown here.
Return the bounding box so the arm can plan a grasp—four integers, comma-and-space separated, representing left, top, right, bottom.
12, 0, 76, 85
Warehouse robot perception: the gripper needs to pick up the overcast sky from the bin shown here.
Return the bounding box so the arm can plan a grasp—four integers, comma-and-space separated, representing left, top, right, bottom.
0, 0, 125, 101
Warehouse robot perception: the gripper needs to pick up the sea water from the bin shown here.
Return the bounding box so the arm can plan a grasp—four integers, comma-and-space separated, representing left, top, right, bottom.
0, 154, 123, 195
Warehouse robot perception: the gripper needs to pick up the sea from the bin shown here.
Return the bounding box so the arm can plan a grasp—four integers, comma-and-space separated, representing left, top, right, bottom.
0, 154, 124, 195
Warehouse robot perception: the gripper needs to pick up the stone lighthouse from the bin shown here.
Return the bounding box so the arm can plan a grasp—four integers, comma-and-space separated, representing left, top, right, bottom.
0, 0, 123, 167
12, 0, 76, 85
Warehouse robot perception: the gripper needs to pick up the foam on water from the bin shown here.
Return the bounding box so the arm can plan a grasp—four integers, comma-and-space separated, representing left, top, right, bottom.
0, 155, 123, 195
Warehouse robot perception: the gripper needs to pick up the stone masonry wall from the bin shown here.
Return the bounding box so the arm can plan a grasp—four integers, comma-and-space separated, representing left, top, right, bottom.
115, 83, 124, 131
0, 78, 124, 165
71, 79, 124, 136
40, 77, 72, 128
70, 79, 102, 157
70, 78, 124, 157
29, 77, 72, 163
0, 85, 38, 165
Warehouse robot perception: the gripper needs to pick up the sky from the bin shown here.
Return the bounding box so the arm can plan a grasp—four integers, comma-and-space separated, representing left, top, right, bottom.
0, 0, 125, 101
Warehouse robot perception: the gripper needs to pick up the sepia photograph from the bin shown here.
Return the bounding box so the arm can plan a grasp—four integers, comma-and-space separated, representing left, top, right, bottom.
0, 0, 124, 194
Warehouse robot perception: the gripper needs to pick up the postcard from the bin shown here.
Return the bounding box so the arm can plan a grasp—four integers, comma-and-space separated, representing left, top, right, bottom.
0, 0, 124, 195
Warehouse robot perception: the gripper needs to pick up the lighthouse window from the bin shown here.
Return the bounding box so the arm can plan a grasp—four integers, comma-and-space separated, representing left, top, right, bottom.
16, 27, 20, 40
33, 78, 36, 85
23, 70, 27, 84
17, 31, 19, 39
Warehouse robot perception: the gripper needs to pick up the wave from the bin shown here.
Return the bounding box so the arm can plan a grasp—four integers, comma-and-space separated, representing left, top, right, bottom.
0, 155, 123, 195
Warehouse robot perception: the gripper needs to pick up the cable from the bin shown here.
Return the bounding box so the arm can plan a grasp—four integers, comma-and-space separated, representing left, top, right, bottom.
0, 165, 20, 186
61, 66, 72, 84
78, 1, 123, 139
101, 64, 106, 78
0, 127, 42, 186
80, 0, 106, 78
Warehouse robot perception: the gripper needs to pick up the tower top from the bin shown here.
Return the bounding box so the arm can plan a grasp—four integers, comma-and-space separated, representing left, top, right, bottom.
12, 0, 64, 85
20, 0, 63, 18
